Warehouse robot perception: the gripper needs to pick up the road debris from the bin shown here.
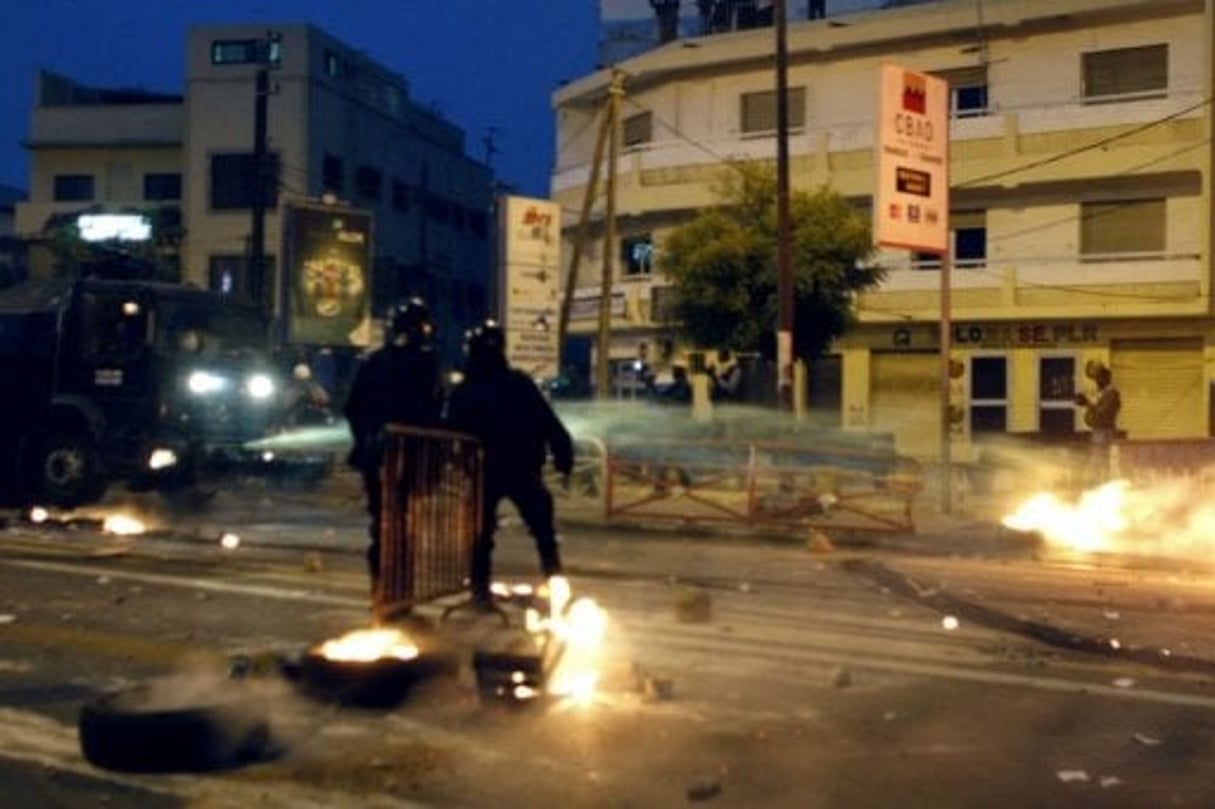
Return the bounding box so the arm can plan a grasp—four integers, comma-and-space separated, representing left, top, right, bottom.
1056, 770, 1089, 784
1132, 732, 1163, 747
686, 775, 723, 801
674, 587, 712, 623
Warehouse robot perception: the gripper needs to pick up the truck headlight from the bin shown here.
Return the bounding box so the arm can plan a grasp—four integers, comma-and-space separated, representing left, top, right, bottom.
148, 448, 178, 470
187, 370, 227, 395
245, 374, 275, 400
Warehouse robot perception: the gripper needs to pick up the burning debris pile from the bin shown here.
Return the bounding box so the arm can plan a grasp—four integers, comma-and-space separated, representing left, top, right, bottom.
1003, 476, 1215, 558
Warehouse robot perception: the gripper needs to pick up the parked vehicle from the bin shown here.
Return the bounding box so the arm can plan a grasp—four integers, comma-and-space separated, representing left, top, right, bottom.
0, 277, 303, 507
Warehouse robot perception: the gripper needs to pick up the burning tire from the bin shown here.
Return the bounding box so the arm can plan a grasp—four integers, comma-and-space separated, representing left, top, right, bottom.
30, 427, 106, 508
294, 652, 425, 708
288, 625, 455, 708
78, 676, 273, 773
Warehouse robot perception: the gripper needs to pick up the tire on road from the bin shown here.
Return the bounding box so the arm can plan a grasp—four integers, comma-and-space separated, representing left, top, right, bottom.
78, 678, 273, 773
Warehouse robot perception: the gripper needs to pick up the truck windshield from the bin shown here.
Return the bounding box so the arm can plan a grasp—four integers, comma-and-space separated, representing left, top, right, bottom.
157, 299, 268, 357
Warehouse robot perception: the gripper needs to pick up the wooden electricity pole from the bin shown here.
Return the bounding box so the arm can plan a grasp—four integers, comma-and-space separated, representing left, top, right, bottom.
594, 72, 624, 399
557, 81, 615, 369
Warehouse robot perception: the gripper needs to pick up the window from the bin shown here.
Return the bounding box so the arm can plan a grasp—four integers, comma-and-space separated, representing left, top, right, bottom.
53, 174, 94, 202
1083, 44, 1167, 103
210, 38, 280, 66
741, 87, 805, 135
354, 165, 382, 202
1039, 356, 1077, 435
623, 111, 653, 148
322, 153, 344, 195
933, 66, 989, 118
970, 356, 1007, 434
1080, 198, 1165, 259
391, 180, 410, 211
210, 153, 279, 210
143, 172, 181, 201
621, 233, 655, 276
913, 210, 986, 269
323, 50, 343, 78
208, 254, 275, 308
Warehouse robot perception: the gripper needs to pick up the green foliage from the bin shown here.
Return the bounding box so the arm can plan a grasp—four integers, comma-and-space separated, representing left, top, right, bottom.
657, 164, 883, 360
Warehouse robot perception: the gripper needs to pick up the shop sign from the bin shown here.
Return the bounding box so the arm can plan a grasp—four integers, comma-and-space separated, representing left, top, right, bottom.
891, 322, 1100, 349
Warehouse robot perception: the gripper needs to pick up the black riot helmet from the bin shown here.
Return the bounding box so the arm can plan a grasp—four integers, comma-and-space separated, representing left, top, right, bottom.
463, 318, 507, 370
389, 297, 435, 348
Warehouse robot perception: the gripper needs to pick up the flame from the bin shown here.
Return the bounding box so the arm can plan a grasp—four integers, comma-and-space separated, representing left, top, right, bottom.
1003, 476, 1215, 558
102, 514, 146, 536
317, 627, 419, 662
544, 581, 608, 706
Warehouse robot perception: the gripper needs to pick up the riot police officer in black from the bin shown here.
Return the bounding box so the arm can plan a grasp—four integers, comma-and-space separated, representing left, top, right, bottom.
446, 319, 574, 608
343, 297, 443, 593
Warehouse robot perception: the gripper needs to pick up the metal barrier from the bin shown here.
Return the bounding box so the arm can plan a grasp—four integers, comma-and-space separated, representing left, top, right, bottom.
376, 424, 483, 621
604, 439, 922, 534
1113, 439, 1215, 484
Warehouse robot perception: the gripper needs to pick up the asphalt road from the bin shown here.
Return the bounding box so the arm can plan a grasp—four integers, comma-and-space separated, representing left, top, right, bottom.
3, 479, 1215, 807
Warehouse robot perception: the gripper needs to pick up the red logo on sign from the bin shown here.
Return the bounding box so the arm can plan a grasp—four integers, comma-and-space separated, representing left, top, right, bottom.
902, 73, 926, 114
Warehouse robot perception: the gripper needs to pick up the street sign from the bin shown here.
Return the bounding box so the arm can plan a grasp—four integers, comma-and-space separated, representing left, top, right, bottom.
875, 64, 949, 253
498, 196, 561, 381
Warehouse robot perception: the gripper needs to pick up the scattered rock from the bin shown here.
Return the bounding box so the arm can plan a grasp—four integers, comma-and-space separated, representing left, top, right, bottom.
644, 676, 675, 702
830, 667, 852, 688
686, 776, 723, 802
674, 587, 712, 623
304, 552, 324, 573
1056, 770, 1089, 784
807, 531, 834, 554
1133, 732, 1163, 747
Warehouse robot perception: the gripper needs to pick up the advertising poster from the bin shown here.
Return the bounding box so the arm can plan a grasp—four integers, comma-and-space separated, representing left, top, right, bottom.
284, 203, 373, 346
498, 196, 561, 382
875, 64, 949, 253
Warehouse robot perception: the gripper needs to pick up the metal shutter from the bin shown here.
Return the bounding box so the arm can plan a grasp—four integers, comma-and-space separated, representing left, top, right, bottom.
1109, 338, 1203, 440
870, 352, 941, 459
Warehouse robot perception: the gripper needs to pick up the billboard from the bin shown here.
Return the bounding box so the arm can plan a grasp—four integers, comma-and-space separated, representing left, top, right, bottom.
283, 203, 373, 346
874, 64, 949, 253
497, 196, 561, 382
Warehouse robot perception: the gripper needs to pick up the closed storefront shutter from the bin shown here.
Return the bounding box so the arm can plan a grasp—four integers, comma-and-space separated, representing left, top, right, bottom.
1110, 338, 1203, 440
871, 352, 941, 459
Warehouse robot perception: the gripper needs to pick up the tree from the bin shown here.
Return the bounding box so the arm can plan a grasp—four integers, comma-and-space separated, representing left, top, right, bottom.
657, 164, 883, 361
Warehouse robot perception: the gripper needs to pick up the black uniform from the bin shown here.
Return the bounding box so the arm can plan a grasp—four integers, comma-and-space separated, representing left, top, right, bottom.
447, 325, 574, 603
343, 304, 442, 590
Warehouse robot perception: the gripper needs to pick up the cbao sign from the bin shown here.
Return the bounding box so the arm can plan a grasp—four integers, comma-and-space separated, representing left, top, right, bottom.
498, 196, 561, 382
875, 65, 949, 253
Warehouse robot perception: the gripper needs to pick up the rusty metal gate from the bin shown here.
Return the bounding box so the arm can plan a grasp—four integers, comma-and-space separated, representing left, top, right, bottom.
605, 439, 923, 534
376, 425, 483, 621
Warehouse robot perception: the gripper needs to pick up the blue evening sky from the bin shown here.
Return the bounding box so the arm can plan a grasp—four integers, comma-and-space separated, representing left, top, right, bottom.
0, 1, 601, 197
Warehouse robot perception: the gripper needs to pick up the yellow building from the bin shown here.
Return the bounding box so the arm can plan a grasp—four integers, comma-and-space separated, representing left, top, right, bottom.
552, 0, 1214, 459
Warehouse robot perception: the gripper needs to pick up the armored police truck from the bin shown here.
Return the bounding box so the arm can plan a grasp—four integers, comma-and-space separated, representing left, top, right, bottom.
0, 277, 292, 507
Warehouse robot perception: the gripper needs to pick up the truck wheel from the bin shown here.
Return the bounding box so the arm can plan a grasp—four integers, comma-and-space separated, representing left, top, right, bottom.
31, 429, 106, 507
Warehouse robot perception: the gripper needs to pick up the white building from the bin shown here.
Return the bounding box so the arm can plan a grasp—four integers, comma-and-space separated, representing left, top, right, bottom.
554, 0, 1214, 457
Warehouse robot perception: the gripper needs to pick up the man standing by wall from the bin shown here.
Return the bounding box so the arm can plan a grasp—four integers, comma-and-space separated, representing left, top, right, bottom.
1075, 361, 1121, 483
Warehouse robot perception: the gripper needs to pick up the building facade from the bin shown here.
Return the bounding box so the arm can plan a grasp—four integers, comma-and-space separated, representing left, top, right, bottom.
553, 0, 1214, 459
16, 24, 494, 361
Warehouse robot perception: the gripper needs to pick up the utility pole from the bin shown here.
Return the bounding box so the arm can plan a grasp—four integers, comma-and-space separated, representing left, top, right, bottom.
250, 31, 279, 318
774, 0, 794, 410
595, 71, 625, 400
557, 95, 613, 363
